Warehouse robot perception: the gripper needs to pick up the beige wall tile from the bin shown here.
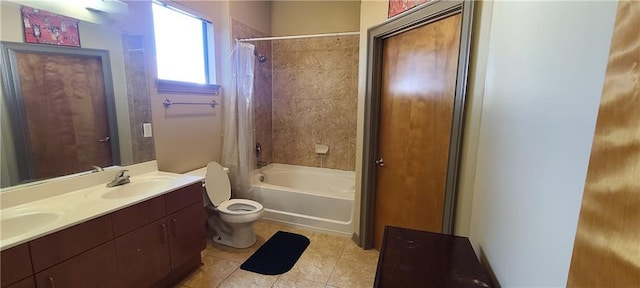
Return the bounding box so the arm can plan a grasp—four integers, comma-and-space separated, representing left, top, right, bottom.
271, 36, 358, 170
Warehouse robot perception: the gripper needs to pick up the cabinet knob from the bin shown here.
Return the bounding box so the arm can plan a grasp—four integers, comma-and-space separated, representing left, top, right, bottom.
136, 248, 141, 252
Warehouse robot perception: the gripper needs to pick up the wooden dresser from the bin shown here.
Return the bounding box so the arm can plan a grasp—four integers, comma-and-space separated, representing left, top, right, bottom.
374, 226, 491, 288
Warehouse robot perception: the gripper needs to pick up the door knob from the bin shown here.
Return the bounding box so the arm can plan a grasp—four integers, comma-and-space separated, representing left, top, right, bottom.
375, 158, 385, 167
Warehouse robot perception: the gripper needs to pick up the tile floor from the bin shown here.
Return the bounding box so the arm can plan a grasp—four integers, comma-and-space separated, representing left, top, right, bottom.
175, 221, 380, 288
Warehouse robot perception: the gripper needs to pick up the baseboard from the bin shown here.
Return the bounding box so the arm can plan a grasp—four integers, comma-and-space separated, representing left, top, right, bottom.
351, 232, 361, 247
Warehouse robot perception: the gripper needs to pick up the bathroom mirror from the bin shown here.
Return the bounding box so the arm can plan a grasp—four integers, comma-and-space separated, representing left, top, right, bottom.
0, 2, 156, 189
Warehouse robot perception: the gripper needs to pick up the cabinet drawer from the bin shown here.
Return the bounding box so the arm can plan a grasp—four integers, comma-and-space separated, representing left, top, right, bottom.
1, 243, 32, 288
4, 277, 34, 288
35, 241, 120, 288
29, 215, 113, 272
112, 196, 166, 237
165, 183, 203, 214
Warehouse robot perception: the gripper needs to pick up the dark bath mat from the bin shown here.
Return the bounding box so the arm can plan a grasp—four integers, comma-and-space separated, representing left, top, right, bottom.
240, 231, 310, 275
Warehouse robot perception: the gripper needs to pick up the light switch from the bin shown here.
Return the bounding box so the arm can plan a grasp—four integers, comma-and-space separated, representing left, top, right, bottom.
143, 123, 153, 137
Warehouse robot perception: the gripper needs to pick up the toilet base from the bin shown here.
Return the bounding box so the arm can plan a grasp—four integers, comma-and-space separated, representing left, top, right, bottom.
212, 222, 257, 248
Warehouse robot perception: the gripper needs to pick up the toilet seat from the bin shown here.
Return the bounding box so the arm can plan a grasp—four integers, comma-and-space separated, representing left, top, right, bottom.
217, 199, 264, 215
205, 161, 264, 214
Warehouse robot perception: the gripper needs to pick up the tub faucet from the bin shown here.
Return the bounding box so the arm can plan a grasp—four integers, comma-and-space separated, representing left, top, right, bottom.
257, 161, 267, 168
255, 143, 262, 157
91, 165, 104, 173
106, 170, 130, 187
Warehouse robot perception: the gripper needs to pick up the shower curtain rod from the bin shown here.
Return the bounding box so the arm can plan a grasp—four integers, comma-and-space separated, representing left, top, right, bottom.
237, 31, 359, 42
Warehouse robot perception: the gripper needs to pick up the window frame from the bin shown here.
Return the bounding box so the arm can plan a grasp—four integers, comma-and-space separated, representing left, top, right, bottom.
152, 1, 220, 95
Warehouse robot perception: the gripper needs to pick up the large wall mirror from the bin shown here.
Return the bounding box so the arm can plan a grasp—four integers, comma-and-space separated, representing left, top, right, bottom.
0, 1, 155, 188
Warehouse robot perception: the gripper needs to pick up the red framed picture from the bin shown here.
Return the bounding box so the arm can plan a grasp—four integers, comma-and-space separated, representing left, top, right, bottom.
388, 0, 430, 18
21, 6, 80, 47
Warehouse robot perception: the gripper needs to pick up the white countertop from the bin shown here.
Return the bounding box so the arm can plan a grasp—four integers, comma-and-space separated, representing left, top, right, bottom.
0, 161, 204, 251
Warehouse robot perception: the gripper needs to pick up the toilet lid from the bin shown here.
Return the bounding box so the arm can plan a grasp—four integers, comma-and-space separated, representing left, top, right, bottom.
205, 161, 231, 207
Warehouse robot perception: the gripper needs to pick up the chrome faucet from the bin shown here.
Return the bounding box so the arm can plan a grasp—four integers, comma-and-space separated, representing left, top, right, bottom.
91, 165, 104, 173
257, 161, 267, 168
106, 170, 130, 187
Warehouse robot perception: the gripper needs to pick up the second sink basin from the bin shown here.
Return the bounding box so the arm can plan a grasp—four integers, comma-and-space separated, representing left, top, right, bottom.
1, 212, 61, 241
99, 175, 176, 199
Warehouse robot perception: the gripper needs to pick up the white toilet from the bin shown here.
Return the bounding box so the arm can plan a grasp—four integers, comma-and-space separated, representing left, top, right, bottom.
203, 161, 264, 248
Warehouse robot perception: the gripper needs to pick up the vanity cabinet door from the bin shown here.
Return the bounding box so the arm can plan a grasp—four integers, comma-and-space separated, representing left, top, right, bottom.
115, 218, 171, 287
1, 243, 33, 288
4, 277, 34, 288
35, 241, 119, 288
167, 202, 206, 269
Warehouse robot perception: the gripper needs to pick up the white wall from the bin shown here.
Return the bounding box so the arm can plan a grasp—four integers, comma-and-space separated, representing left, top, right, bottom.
468, 1, 617, 286
229, 0, 271, 35
454, 0, 494, 237
272, 1, 361, 36
354, 0, 388, 239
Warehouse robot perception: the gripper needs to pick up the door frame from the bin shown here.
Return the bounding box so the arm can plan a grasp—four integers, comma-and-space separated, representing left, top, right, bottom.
359, 0, 474, 249
0, 41, 121, 182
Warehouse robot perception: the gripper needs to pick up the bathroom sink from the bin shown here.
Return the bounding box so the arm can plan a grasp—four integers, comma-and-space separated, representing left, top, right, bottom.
1, 212, 61, 241
99, 176, 175, 199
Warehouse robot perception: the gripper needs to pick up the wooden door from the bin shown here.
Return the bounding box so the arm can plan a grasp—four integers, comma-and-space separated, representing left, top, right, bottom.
567, 1, 640, 286
373, 14, 462, 250
15, 52, 112, 180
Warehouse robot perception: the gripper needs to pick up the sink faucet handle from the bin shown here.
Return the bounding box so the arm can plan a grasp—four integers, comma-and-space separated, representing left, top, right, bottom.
116, 170, 129, 178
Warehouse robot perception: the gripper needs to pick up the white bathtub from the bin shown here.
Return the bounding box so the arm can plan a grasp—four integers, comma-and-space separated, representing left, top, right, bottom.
251, 163, 355, 236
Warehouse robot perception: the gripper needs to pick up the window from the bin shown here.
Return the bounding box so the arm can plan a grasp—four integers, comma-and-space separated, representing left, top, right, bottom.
152, 2, 218, 94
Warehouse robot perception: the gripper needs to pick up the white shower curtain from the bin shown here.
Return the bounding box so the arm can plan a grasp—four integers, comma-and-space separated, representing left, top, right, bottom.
221, 41, 256, 199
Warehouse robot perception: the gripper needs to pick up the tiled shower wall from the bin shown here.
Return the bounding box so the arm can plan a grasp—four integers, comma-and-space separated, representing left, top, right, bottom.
272, 36, 359, 171
122, 34, 155, 164
231, 19, 273, 165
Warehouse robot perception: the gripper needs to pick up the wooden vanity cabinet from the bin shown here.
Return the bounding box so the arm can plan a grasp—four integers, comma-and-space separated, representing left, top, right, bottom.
116, 218, 171, 287
1, 243, 33, 288
111, 196, 166, 237
4, 278, 35, 288
167, 202, 206, 269
114, 183, 205, 287
29, 215, 114, 273
34, 241, 120, 288
1, 182, 205, 288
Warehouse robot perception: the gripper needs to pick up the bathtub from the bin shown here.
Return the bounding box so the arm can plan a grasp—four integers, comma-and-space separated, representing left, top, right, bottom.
251, 163, 355, 236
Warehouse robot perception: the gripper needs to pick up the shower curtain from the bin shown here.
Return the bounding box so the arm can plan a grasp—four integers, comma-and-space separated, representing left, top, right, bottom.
221, 41, 256, 199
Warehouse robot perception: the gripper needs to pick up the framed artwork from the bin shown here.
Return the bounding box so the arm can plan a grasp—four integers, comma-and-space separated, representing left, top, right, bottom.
388, 0, 430, 18
21, 6, 80, 47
